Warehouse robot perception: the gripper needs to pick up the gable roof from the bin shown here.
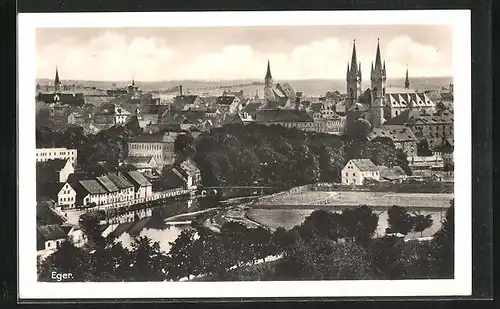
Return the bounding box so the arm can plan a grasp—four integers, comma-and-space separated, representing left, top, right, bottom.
241, 102, 261, 114
349, 159, 378, 172
172, 95, 200, 109
255, 109, 313, 123
378, 165, 407, 179
37, 224, 66, 242
96, 175, 120, 192
222, 113, 244, 125
140, 104, 169, 115
129, 132, 175, 143
125, 170, 153, 187
106, 172, 134, 189
79, 179, 108, 194
124, 156, 154, 164
216, 96, 237, 106
36, 158, 69, 172
200, 96, 218, 106
276, 83, 295, 98
179, 159, 200, 176
368, 125, 417, 142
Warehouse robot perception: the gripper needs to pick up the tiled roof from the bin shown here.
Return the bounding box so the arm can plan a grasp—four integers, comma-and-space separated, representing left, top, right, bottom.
367, 125, 417, 142
180, 159, 200, 176
79, 179, 108, 194
37, 224, 67, 242
386, 92, 434, 108
350, 159, 378, 172
276, 83, 295, 98
216, 96, 236, 106
140, 104, 169, 115
36, 158, 68, 172
172, 95, 200, 109
124, 156, 153, 164
125, 171, 152, 187
129, 132, 175, 143
378, 165, 407, 179
256, 109, 313, 123
241, 102, 261, 114
161, 110, 206, 125
201, 96, 218, 106
107, 172, 134, 189
96, 175, 119, 192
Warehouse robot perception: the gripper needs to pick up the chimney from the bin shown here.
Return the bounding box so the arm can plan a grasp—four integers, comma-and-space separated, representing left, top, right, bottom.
179, 85, 183, 96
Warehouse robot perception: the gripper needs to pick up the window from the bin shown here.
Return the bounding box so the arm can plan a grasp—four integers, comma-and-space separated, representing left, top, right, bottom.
353, 173, 356, 177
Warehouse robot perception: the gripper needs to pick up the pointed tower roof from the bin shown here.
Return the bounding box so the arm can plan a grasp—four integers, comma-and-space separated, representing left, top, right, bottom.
265, 60, 272, 79
405, 66, 410, 88
375, 38, 382, 70
347, 62, 350, 74
371, 61, 374, 73
350, 40, 358, 72
54, 66, 60, 84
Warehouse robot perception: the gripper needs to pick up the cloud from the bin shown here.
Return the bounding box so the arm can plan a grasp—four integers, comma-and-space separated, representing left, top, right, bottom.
37, 31, 174, 81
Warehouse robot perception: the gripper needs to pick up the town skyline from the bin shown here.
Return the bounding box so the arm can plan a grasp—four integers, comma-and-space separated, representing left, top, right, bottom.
36, 25, 453, 81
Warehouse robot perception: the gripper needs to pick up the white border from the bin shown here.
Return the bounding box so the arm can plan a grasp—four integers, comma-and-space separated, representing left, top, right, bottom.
18, 10, 471, 299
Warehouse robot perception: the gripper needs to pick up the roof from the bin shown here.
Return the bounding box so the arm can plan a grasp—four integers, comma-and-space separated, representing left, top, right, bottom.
222, 113, 244, 125
386, 92, 434, 108
241, 102, 261, 114
161, 110, 206, 125
79, 179, 108, 194
255, 109, 313, 123
179, 159, 200, 176
378, 165, 407, 179
37, 224, 67, 242
125, 171, 153, 187
386, 87, 417, 94
37, 203, 67, 226
201, 96, 218, 106
349, 159, 378, 172
36, 158, 68, 172
216, 96, 237, 106
124, 156, 154, 164
99, 103, 116, 115
309, 102, 324, 112
172, 95, 200, 109
140, 104, 169, 115
129, 132, 175, 143
96, 175, 120, 192
276, 83, 296, 98
347, 103, 371, 112
368, 125, 417, 142
106, 172, 134, 189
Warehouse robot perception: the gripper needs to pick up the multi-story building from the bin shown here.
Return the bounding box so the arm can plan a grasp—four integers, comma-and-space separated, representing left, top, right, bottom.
36, 148, 78, 166
36, 158, 74, 183
124, 171, 153, 200
341, 159, 380, 185
106, 172, 135, 202
128, 132, 176, 167
76, 179, 109, 206
367, 125, 418, 157
57, 182, 77, 208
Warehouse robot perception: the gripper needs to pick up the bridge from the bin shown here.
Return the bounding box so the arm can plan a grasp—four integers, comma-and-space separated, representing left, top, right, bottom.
197, 186, 281, 197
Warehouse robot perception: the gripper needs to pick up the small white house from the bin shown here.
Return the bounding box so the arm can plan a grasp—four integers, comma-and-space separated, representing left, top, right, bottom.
37, 225, 67, 253
341, 159, 380, 185
57, 182, 77, 208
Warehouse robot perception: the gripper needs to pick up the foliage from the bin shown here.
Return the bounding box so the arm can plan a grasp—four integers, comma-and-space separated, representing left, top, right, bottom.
274, 235, 373, 280
417, 139, 433, 156
193, 123, 410, 187
412, 213, 434, 236
166, 229, 198, 281
432, 200, 454, 278
174, 133, 196, 163
38, 241, 93, 281
387, 205, 414, 235
350, 118, 372, 139
341, 205, 379, 246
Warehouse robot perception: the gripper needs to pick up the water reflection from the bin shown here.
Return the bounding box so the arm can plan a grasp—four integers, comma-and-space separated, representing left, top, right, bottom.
115, 196, 218, 253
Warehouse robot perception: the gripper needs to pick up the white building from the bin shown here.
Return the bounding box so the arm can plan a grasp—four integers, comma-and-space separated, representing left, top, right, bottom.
125, 171, 153, 200
114, 106, 132, 124
57, 182, 77, 208
77, 179, 109, 206
36, 148, 77, 167
37, 225, 67, 255
341, 159, 380, 185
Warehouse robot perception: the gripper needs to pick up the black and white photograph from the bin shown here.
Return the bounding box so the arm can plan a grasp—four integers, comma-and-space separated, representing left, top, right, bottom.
18, 10, 472, 299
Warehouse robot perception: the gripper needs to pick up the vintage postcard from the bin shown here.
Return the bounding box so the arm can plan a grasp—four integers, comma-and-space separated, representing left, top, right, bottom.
18, 10, 471, 299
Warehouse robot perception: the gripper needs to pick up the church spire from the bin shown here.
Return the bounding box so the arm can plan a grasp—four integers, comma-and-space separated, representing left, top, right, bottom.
350, 39, 358, 72
54, 66, 61, 92
265, 60, 272, 80
405, 66, 410, 88
375, 38, 382, 70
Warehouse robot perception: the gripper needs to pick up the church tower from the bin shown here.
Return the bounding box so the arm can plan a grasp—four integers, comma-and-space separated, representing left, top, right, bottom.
346, 40, 362, 111
54, 66, 61, 93
370, 39, 387, 128
404, 66, 410, 89
264, 60, 274, 103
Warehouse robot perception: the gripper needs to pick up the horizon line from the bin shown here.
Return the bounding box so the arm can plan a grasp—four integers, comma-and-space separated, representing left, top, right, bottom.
36, 76, 453, 83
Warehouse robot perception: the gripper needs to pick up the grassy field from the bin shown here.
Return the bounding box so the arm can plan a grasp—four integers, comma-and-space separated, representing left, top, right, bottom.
259, 191, 453, 209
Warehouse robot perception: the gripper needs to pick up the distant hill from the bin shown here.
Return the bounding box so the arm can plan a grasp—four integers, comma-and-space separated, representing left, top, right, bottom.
36, 77, 452, 97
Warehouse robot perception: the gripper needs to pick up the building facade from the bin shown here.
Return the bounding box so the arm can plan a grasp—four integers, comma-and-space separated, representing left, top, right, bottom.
128, 132, 176, 167
36, 148, 78, 166
57, 182, 77, 208
341, 159, 380, 185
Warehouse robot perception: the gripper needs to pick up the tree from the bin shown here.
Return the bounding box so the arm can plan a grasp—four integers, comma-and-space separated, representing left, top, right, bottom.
412, 213, 434, 236
166, 229, 198, 281
417, 139, 433, 156
350, 118, 372, 139
298, 209, 345, 241
274, 235, 373, 280
38, 240, 92, 281
174, 133, 195, 163
271, 227, 295, 254
129, 236, 168, 281
432, 200, 454, 278
368, 235, 404, 279
341, 205, 379, 246
387, 205, 414, 235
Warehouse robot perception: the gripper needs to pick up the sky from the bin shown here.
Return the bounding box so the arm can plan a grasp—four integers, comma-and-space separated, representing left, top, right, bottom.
36, 25, 453, 82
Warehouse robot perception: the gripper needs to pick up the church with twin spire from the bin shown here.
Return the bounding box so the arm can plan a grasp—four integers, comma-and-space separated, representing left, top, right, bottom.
345, 39, 435, 131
